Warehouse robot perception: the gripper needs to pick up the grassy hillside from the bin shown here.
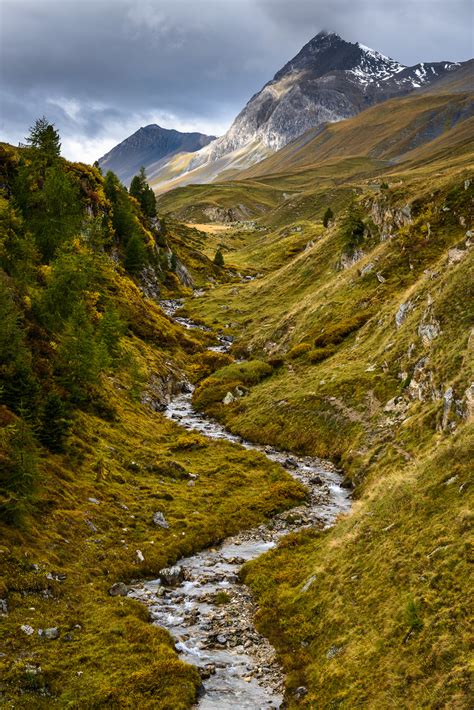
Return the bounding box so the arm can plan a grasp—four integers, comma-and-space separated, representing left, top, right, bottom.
171, 131, 473, 706
0, 128, 305, 707
156, 79, 473, 232
238, 91, 474, 179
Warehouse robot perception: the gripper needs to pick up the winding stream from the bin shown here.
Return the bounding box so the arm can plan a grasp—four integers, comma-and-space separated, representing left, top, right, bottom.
129, 299, 351, 709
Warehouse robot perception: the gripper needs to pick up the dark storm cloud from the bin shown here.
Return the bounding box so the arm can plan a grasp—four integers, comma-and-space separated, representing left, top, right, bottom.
1, 0, 472, 162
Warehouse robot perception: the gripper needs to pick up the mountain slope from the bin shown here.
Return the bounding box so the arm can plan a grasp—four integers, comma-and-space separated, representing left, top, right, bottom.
237, 88, 474, 179
176, 136, 473, 709
98, 124, 216, 185
154, 74, 474, 226
145, 31, 466, 193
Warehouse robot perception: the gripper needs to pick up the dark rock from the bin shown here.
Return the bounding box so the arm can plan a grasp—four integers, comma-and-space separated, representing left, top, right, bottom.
309, 476, 323, 485
109, 582, 129, 597
199, 664, 216, 680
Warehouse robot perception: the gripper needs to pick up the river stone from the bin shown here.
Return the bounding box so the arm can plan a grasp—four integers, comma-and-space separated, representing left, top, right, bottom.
109, 582, 128, 597
0, 599, 8, 615
21, 624, 34, 635
159, 565, 185, 586
152, 511, 169, 529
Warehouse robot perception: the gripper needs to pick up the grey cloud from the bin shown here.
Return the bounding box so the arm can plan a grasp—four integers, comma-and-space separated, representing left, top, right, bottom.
1, 0, 472, 162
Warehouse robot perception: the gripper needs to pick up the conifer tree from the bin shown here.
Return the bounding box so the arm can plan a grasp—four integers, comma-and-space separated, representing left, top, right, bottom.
129, 167, 157, 218
124, 234, 147, 274
170, 251, 178, 272
38, 393, 71, 452
213, 248, 224, 267
323, 207, 334, 228
26, 117, 61, 159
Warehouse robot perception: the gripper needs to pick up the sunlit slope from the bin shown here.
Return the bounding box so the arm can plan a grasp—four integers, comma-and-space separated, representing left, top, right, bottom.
150, 140, 272, 195
239, 90, 474, 179
181, 163, 473, 709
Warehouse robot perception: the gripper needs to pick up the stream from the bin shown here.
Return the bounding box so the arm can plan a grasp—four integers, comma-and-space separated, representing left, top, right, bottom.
129, 299, 351, 709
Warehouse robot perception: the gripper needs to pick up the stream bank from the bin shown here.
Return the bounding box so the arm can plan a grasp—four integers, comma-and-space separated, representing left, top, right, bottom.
129, 300, 351, 709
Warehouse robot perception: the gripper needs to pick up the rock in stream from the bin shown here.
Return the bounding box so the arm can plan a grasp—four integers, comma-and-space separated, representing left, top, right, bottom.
129, 303, 351, 709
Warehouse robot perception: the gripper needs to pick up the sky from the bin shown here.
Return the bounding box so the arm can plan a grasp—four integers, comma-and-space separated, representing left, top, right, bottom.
1, 0, 472, 163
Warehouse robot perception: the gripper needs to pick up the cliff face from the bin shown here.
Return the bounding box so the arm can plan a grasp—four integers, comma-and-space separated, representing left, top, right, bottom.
186, 31, 462, 168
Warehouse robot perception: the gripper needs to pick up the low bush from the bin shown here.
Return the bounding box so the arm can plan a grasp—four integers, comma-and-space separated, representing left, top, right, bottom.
308, 345, 337, 363
287, 342, 311, 359
313, 312, 371, 347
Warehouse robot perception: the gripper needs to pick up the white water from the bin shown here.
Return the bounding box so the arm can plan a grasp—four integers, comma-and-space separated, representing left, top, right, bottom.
129, 300, 351, 708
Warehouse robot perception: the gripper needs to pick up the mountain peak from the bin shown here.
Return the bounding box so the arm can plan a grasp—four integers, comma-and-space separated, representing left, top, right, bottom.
311, 30, 342, 41
98, 125, 216, 185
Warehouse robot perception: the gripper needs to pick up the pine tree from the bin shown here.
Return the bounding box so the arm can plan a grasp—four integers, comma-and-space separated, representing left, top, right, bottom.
26, 117, 61, 159
323, 207, 334, 228
340, 204, 366, 254
38, 393, 71, 452
0, 414, 39, 524
129, 167, 156, 218
124, 234, 147, 274
213, 248, 224, 267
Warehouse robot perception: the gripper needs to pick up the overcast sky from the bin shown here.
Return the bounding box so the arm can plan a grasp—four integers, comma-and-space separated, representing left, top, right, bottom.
1, 0, 472, 163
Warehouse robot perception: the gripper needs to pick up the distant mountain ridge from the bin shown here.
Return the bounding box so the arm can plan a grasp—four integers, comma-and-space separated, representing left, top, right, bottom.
98, 124, 216, 185
99, 31, 470, 192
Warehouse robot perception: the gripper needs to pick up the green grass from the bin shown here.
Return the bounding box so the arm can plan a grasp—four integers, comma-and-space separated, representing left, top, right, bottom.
0, 351, 305, 707
242, 425, 473, 709
173, 161, 473, 707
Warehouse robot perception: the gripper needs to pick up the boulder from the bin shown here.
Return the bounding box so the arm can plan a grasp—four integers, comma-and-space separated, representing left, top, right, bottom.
395, 301, 411, 328
109, 582, 129, 597
39, 627, 60, 640
159, 565, 185, 586
294, 686, 308, 699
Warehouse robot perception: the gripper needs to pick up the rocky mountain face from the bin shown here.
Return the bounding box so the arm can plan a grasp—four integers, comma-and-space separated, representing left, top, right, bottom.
99, 32, 467, 192
98, 124, 216, 185
189, 31, 462, 167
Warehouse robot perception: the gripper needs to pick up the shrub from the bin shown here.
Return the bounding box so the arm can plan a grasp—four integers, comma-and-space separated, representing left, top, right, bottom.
287, 343, 311, 359
268, 356, 285, 368
323, 207, 334, 227
308, 346, 337, 363
313, 312, 371, 347
213, 248, 224, 267
340, 204, 366, 255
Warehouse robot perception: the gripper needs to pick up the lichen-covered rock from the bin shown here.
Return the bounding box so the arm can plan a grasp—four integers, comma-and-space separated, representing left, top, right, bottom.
152, 511, 169, 529
223, 391, 236, 405
109, 582, 129, 597
395, 302, 412, 328
159, 565, 185, 586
